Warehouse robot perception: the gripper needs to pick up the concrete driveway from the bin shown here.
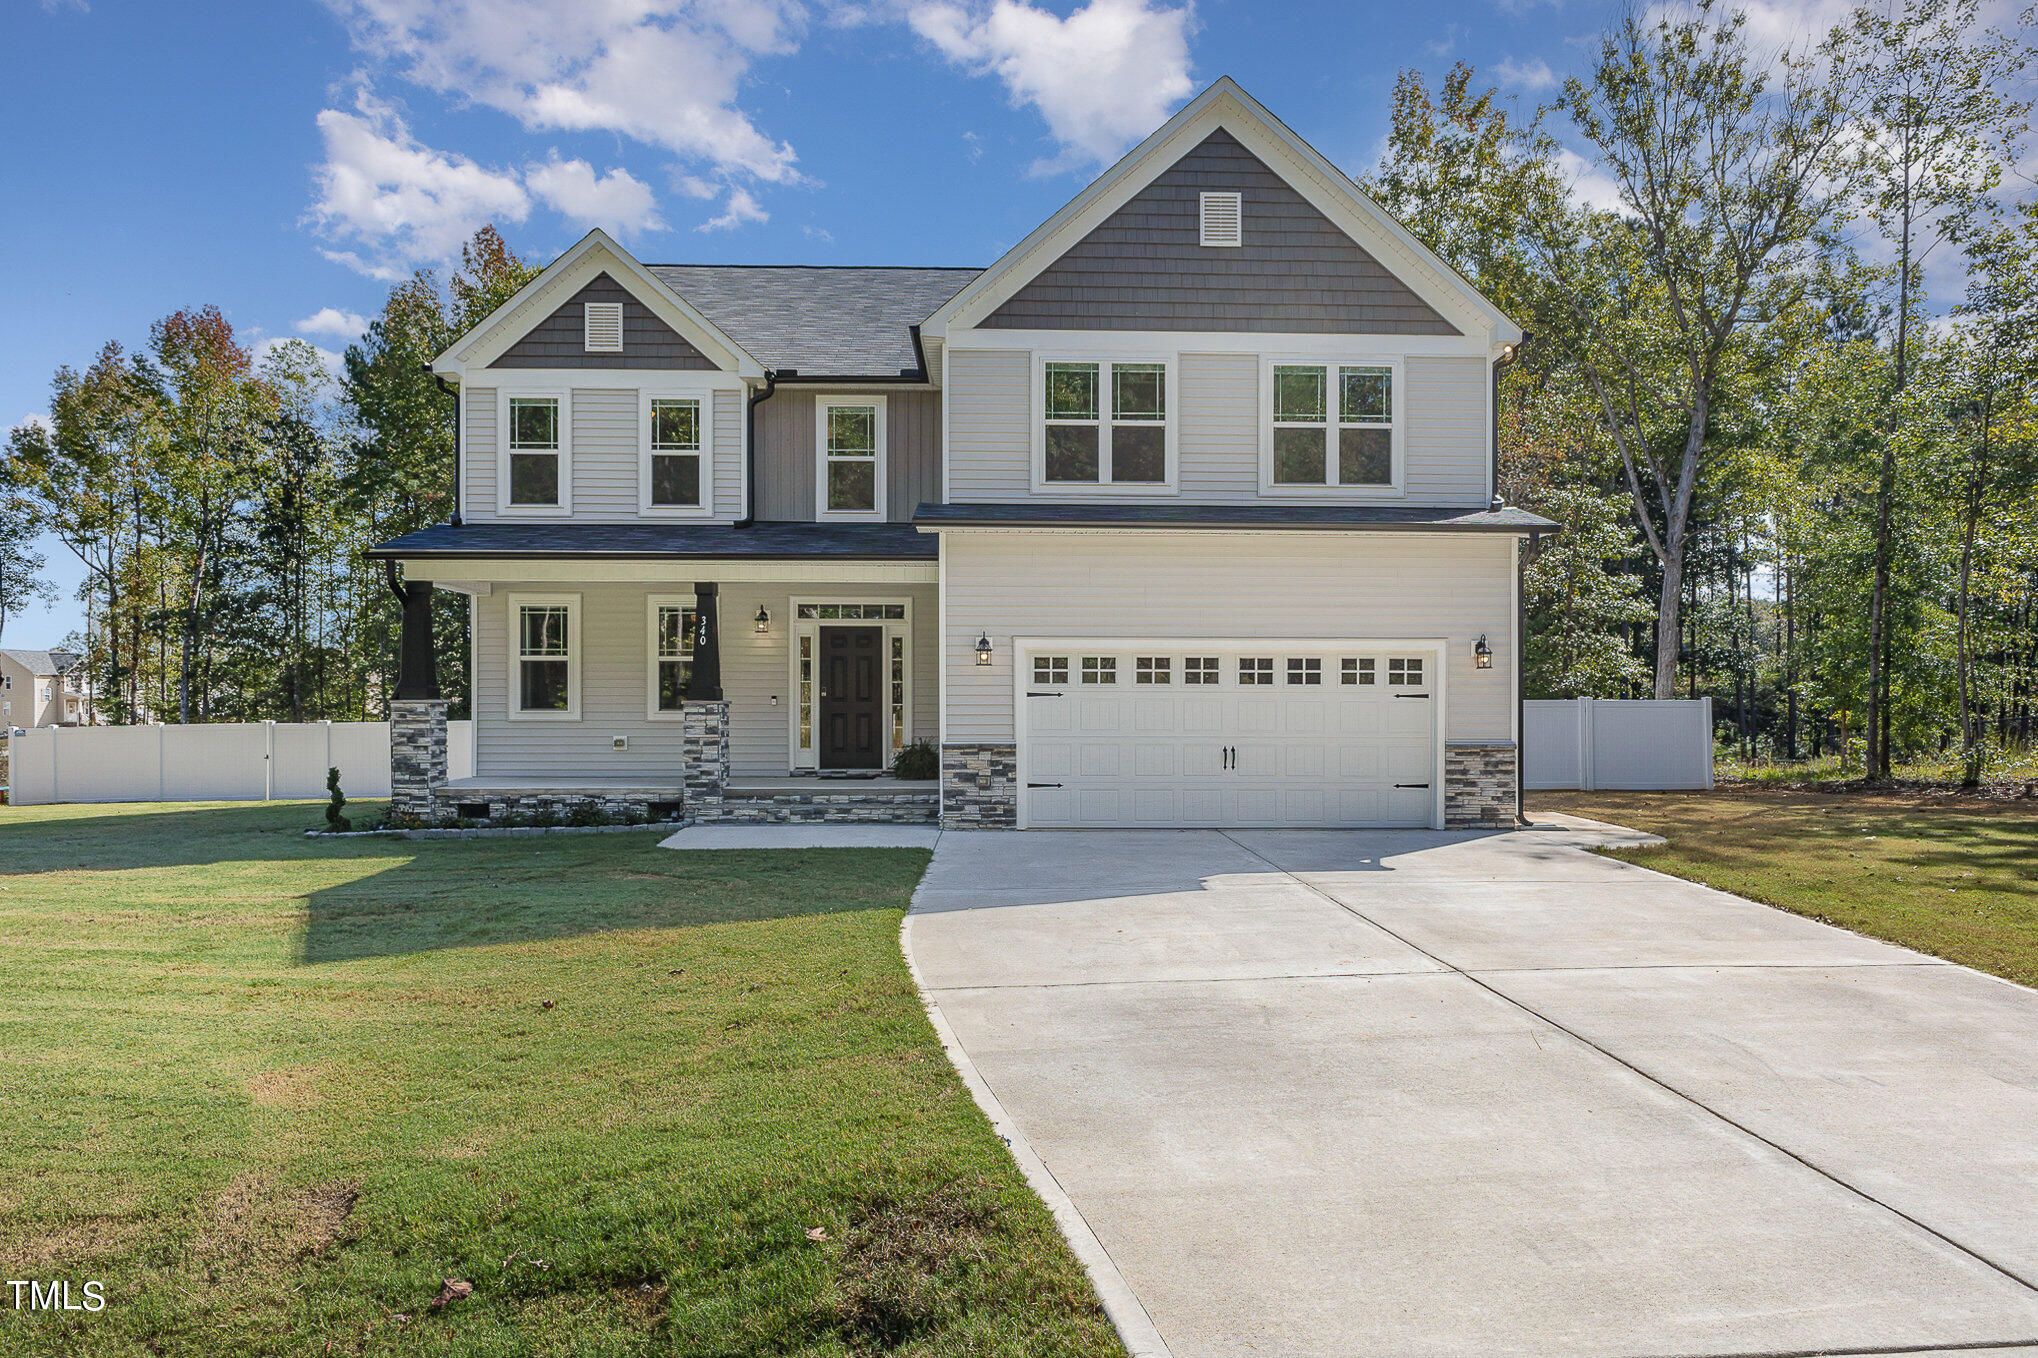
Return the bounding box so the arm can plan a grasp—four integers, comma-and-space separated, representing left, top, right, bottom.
905, 823, 2038, 1358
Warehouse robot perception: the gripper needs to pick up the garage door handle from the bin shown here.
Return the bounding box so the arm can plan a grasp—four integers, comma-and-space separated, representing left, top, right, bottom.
1395, 693, 1431, 699
1027, 782, 1062, 789
1395, 782, 1430, 789
1025, 691, 1065, 698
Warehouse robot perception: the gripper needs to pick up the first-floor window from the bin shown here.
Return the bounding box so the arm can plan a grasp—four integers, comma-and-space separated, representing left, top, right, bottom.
1271, 363, 1395, 488
649, 399, 702, 508
652, 602, 696, 714
508, 396, 563, 507
514, 597, 577, 716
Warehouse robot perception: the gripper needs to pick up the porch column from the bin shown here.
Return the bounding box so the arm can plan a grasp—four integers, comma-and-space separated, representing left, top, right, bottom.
688, 581, 723, 701
389, 572, 446, 823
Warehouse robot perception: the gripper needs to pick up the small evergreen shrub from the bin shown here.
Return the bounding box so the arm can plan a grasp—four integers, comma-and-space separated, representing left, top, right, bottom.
892, 740, 938, 781
324, 767, 351, 833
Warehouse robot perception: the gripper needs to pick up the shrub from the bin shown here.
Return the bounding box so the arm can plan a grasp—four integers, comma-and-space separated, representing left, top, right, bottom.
324, 767, 351, 833
892, 739, 938, 781
565, 802, 612, 827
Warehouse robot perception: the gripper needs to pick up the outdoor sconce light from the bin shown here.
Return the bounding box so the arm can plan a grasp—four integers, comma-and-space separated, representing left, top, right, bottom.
754, 604, 771, 634
1474, 634, 1493, 669
975, 632, 994, 666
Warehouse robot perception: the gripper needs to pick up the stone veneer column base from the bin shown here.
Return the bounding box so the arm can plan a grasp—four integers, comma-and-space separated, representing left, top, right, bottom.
681, 701, 732, 822
390, 698, 449, 822
940, 743, 1018, 829
1444, 742, 1518, 829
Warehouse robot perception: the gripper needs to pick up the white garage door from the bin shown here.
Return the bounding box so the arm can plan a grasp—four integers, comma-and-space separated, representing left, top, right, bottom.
1021, 646, 1438, 828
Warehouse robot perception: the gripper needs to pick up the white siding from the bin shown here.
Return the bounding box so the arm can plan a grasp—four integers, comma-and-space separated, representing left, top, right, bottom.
942, 346, 1492, 507
570, 387, 638, 518
1404, 356, 1488, 505
471, 580, 938, 781
941, 530, 1516, 743
1177, 352, 1259, 499
463, 385, 497, 518
946, 349, 1032, 500
714, 389, 745, 519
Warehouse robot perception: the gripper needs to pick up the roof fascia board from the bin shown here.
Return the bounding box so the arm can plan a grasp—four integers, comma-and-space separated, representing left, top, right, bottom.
436, 229, 765, 379
924, 77, 1521, 346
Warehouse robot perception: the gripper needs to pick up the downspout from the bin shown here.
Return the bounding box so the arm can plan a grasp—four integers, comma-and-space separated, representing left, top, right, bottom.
1518, 528, 1541, 826
736, 370, 779, 528
432, 370, 463, 526
1489, 333, 1528, 511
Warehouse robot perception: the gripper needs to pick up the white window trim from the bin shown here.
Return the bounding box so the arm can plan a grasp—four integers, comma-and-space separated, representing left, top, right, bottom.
1258, 356, 1405, 498
637, 392, 715, 518
1030, 354, 1179, 495
1199, 191, 1243, 247
645, 594, 698, 721
784, 595, 914, 771
583, 301, 624, 353
505, 592, 581, 722
497, 389, 574, 517
814, 396, 889, 521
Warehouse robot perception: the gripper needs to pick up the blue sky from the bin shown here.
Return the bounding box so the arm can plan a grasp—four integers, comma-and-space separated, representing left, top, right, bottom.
0, 0, 1807, 641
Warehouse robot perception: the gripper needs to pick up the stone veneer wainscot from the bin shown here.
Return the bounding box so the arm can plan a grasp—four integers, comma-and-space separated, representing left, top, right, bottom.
1444, 742, 1518, 829
940, 742, 1017, 829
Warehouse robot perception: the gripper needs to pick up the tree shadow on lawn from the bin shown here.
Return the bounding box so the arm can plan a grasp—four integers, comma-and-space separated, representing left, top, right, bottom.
0, 801, 930, 965
299, 833, 931, 965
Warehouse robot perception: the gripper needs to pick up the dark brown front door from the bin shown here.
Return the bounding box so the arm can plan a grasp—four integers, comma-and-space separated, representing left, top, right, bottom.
818, 626, 884, 769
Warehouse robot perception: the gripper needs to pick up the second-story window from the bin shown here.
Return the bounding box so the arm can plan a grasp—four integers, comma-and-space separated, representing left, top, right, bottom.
1269, 363, 1397, 491
1042, 360, 1169, 487
648, 399, 702, 509
817, 397, 886, 519
506, 394, 566, 510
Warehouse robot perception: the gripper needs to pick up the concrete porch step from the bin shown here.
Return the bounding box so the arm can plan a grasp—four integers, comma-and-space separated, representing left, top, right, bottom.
713, 781, 939, 825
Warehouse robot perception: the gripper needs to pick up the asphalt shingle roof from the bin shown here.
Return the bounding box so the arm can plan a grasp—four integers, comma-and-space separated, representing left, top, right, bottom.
645, 265, 981, 376
366, 521, 937, 561
0, 649, 82, 675
912, 503, 1561, 532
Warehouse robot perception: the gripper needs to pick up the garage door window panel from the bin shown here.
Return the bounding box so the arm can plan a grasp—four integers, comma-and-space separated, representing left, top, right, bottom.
1185, 656, 1219, 685
1081, 656, 1117, 684
1135, 656, 1172, 684
1239, 657, 1274, 686
1287, 658, 1322, 686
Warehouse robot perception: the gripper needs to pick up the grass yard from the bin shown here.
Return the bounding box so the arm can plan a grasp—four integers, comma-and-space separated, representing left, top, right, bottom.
1536, 786, 2038, 987
0, 801, 1122, 1357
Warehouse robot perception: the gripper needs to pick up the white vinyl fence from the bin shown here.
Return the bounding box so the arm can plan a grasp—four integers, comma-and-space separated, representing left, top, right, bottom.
5, 721, 474, 805
1523, 697, 1715, 791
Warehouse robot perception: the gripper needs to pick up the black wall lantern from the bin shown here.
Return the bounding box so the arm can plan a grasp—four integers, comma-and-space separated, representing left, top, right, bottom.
754, 604, 771, 634
1474, 634, 1493, 669
975, 632, 994, 666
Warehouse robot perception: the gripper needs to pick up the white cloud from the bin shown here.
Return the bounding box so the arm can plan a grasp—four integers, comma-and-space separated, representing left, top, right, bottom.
802, 224, 835, 243
310, 87, 530, 277
1493, 56, 1559, 92
525, 155, 665, 237
908, 0, 1195, 173
14, 413, 53, 437
1556, 147, 1627, 213
294, 307, 370, 339
323, 0, 806, 183
700, 186, 769, 232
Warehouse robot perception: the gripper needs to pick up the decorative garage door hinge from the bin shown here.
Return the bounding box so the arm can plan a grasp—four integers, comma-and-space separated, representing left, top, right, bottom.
1027, 782, 1063, 789
1395, 782, 1431, 789
1395, 693, 1432, 699
1025, 691, 1065, 698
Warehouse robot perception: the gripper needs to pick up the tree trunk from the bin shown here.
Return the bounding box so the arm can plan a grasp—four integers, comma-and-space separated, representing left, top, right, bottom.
1654, 547, 1684, 699
1957, 383, 1995, 785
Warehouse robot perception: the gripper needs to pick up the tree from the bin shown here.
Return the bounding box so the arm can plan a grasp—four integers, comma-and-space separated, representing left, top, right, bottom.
1840, 0, 2031, 775
1536, 0, 1856, 697
0, 443, 55, 646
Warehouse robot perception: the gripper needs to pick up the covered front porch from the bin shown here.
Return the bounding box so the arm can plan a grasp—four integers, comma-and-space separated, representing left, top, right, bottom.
368, 521, 940, 826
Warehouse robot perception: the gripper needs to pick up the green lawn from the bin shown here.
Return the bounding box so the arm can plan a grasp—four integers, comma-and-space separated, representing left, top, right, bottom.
0, 801, 1122, 1357
1536, 787, 2038, 986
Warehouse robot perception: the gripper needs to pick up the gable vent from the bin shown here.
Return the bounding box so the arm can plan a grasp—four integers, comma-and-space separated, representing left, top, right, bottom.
1199, 191, 1243, 247
583, 302, 625, 352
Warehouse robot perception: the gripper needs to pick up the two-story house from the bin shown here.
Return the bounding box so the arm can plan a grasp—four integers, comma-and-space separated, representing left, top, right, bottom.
368, 78, 1553, 831
0, 649, 95, 730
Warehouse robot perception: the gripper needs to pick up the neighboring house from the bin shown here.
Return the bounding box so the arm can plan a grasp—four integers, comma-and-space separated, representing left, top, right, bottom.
369, 78, 1553, 831
0, 649, 96, 730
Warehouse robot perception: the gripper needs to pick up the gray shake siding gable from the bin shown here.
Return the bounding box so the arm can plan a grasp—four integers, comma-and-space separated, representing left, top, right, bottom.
489, 273, 715, 370
980, 128, 1460, 336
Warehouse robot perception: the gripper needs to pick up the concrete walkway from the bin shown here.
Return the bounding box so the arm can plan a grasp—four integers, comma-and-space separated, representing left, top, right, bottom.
906, 824, 2038, 1358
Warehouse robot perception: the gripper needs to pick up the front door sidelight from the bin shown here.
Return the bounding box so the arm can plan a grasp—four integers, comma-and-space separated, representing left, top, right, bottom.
818, 625, 884, 769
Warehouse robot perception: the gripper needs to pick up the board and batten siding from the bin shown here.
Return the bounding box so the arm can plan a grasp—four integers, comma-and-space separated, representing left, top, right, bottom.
472, 581, 938, 781
941, 531, 1516, 744
752, 388, 942, 521
942, 348, 1491, 506
460, 382, 745, 522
